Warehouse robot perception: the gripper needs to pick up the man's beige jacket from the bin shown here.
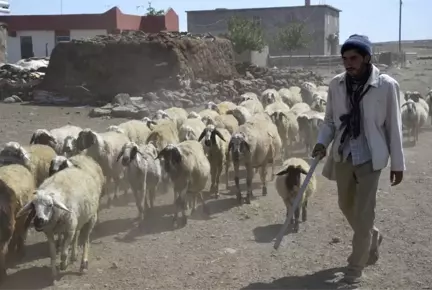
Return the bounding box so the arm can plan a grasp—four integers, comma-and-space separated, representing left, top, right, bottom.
317, 64, 406, 180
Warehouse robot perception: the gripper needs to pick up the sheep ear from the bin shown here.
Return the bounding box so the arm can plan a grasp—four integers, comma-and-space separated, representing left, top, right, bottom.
30, 133, 35, 144
198, 130, 206, 142
276, 168, 289, 176
297, 166, 308, 175
17, 200, 34, 218
116, 147, 125, 162
214, 130, 226, 142
155, 148, 165, 160
53, 198, 72, 212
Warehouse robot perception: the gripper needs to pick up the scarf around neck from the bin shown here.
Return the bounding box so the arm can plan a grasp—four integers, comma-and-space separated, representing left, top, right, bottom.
338, 64, 373, 156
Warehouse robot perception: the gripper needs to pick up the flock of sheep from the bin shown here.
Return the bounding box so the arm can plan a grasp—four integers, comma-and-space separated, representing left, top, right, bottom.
0, 80, 427, 284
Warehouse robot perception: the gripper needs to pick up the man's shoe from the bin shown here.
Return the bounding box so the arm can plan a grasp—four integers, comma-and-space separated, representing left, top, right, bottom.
367, 233, 383, 265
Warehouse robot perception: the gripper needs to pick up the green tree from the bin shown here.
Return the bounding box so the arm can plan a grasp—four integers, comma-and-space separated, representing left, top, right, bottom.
274, 22, 310, 55
146, 1, 164, 16
226, 16, 265, 54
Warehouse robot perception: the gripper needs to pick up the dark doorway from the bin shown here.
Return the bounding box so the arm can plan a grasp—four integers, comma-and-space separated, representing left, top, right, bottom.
20, 36, 33, 59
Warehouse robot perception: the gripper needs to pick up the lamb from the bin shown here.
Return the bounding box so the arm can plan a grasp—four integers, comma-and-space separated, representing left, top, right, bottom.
29, 125, 82, 155
401, 100, 427, 144
290, 102, 311, 116
239, 99, 264, 115
228, 117, 281, 204
279, 88, 302, 107
198, 125, 231, 198
0, 164, 36, 281
178, 118, 207, 142
271, 110, 299, 159
0, 142, 57, 187
211, 114, 239, 134
61, 136, 78, 157
226, 106, 253, 125
275, 157, 316, 232
261, 89, 282, 107
106, 120, 152, 145
48, 155, 105, 183
215, 101, 237, 115
146, 119, 180, 151
116, 142, 162, 223
16, 163, 103, 281
76, 129, 129, 207
297, 110, 324, 155
155, 141, 211, 228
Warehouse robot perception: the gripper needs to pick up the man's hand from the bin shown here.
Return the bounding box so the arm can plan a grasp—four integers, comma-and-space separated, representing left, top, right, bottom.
390, 171, 403, 186
312, 143, 327, 160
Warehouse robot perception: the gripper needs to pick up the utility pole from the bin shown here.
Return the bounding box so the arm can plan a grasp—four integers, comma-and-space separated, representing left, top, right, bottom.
60, 0, 63, 14
399, 0, 403, 65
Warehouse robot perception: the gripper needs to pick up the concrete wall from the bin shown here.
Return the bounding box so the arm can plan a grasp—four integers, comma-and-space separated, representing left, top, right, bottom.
0, 23, 6, 63
6, 29, 107, 63
187, 5, 340, 56
235, 45, 269, 67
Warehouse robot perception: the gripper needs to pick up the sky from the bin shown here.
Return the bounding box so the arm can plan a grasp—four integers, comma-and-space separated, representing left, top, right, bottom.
6, 0, 432, 42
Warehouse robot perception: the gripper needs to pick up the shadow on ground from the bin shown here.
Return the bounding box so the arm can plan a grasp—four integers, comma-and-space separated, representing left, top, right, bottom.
252, 223, 291, 243
241, 267, 358, 290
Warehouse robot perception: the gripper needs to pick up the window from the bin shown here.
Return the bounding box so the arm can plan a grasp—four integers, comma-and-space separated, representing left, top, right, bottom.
252, 16, 261, 26
55, 35, 70, 44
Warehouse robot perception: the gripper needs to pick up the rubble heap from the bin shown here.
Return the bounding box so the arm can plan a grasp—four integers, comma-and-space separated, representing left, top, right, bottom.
38, 31, 238, 103
0, 58, 47, 101
90, 65, 324, 119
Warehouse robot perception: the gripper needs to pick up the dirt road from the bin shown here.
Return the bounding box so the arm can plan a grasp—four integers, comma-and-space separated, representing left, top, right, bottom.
0, 101, 430, 290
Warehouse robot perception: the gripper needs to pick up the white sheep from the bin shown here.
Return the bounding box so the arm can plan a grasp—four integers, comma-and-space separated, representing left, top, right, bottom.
17, 163, 103, 281
228, 116, 281, 204
279, 88, 302, 107
239, 99, 264, 115
426, 89, 432, 125
199, 109, 220, 125
297, 110, 324, 155
310, 97, 327, 112
106, 120, 152, 145
141, 117, 157, 130
187, 111, 201, 119
29, 125, 82, 155
226, 106, 253, 125
61, 136, 78, 158
198, 125, 231, 198
264, 101, 291, 117
178, 118, 207, 142
407, 91, 429, 115
0, 164, 36, 280
153, 107, 188, 129
204, 101, 221, 114
271, 110, 299, 159
290, 102, 311, 116
0, 142, 57, 187
401, 99, 427, 144
215, 101, 237, 115
76, 129, 129, 207
261, 89, 282, 107
300, 81, 318, 105
146, 119, 180, 151
275, 157, 316, 232
116, 142, 162, 223
211, 114, 239, 134
289, 86, 301, 95
155, 141, 211, 228
237, 92, 260, 104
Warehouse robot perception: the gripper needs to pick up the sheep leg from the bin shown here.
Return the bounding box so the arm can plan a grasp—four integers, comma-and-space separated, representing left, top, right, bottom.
173, 189, 187, 228
225, 153, 230, 189
112, 177, 121, 200
259, 165, 268, 196
105, 180, 113, 208
198, 192, 210, 215
245, 164, 253, 204
214, 162, 223, 199
210, 163, 218, 198
233, 161, 242, 203
293, 207, 301, 233
47, 233, 58, 281
132, 189, 145, 221
80, 215, 97, 273
70, 231, 79, 263
59, 230, 74, 271
302, 200, 308, 222
56, 234, 63, 254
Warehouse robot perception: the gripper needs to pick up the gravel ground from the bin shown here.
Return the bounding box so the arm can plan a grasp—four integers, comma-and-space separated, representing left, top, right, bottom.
0, 62, 431, 290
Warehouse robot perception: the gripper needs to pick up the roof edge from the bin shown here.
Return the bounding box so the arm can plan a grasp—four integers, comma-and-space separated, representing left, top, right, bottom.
186, 5, 341, 13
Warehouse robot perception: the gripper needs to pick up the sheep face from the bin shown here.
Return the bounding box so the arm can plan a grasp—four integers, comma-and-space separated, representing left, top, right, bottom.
311, 99, 326, 112
62, 136, 77, 157
205, 102, 220, 113
155, 144, 182, 174
297, 115, 310, 132
49, 156, 72, 176
30, 129, 57, 149
76, 129, 97, 151
117, 142, 141, 166
410, 92, 423, 102
0, 142, 31, 166
263, 93, 276, 106
187, 111, 200, 119
201, 115, 214, 125
271, 111, 286, 124
198, 125, 226, 147
17, 190, 71, 232
402, 101, 417, 115
141, 117, 157, 129
276, 165, 307, 191
153, 110, 171, 121
228, 133, 249, 160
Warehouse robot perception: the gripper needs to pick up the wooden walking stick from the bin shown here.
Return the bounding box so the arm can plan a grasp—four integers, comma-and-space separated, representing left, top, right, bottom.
273, 157, 320, 250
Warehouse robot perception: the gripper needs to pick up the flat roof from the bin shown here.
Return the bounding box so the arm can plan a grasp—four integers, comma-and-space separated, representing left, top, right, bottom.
186, 5, 341, 14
